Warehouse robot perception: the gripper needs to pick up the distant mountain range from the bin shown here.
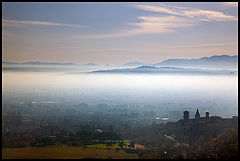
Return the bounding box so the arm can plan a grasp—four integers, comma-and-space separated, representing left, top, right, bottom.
116, 55, 238, 69
2, 61, 102, 68
154, 55, 238, 69
2, 61, 79, 66
84, 63, 98, 67
3, 55, 238, 69
118, 62, 146, 67
92, 66, 182, 73
90, 66, 237, 75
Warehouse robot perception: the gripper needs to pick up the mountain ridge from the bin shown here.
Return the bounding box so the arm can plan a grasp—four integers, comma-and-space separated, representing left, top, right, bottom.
2, 61, 80, 66
89, 65, 237, 75
154, 55, 238, 69
3, 55, 238, 69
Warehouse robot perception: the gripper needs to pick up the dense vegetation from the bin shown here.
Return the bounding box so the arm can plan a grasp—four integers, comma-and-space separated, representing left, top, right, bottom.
2, 101, 238, 159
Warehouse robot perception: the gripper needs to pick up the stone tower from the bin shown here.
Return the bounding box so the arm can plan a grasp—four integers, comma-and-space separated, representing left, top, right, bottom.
183, 110, 189, 121
195, 109, 200, 119
206, 112, 209, 118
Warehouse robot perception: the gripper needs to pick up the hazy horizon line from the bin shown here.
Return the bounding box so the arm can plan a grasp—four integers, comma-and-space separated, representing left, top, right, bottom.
2, 54, 238, 66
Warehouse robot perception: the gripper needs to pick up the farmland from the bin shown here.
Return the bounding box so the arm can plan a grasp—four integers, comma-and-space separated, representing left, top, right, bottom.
2, 144, 139, 159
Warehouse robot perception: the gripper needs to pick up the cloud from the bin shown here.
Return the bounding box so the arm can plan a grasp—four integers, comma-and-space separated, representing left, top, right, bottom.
172, 42, 238, 48
60, 47, 162, 53
75, 32, 134, 39
74, 15, 195, 39
133, 4, 184, 17
134, 4, 237, 22
183, 9, 237, 22
134, 4, 181, 15
132, 16, 195, 33
73, 3, 237, 39
2, 19, 84, 28
221, 2, 238, 7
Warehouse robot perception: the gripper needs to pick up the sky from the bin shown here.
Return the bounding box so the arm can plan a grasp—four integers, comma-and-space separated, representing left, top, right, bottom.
2, 2, 238, 65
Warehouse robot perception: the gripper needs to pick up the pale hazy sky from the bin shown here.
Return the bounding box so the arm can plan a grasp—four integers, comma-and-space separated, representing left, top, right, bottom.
2, 2, 238, 65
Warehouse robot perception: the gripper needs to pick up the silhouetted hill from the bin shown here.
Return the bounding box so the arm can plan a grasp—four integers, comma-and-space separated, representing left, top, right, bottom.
119, 62, 146, 67
90, 66, 236, 75
83, 63, 98, 67
154, 55, 238, 69
2, 61, 79, 66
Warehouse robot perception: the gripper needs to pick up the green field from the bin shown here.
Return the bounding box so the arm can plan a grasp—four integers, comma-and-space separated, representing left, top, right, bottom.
92, 139, 131, 143
86, 143, 121, 149
85, 139, 130, 149
2, 144, 139, 159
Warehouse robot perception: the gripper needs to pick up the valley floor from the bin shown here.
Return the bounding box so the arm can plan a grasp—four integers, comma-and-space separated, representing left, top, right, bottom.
2, 144, 139, 159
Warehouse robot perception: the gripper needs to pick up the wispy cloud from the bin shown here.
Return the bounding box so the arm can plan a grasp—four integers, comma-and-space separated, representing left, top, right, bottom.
2, 19, 85, 28
221, 2, 238, 7
133, 4, 184, 17
134, 4, 238, 22
73, 3, 237, 39
172, 42, 238, 48
74, 15, 195, 39
60, 46, 162, 53
183, 9, 237, 22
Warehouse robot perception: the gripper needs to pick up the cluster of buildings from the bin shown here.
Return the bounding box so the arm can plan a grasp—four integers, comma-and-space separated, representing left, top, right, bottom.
183, 109, 238, 127
183, 109, 210, 121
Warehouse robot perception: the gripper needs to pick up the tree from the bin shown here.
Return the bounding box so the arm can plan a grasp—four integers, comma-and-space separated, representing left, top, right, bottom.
118, 141, 124, 149
130, 141, 135, 148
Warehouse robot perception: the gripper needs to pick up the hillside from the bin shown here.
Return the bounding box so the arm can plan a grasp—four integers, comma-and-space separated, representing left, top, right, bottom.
154, 55, 238, 69
2, 61, 79, 66
90, 66, 236, 75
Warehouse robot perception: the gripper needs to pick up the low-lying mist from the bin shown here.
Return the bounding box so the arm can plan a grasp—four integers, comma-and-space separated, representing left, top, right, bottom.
2, 64, 238, 118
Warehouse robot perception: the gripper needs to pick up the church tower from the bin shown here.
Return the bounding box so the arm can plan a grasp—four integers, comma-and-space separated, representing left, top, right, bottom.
206, 112, 209, 118
195, 109, 200, 119
183, 110, 189, 121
